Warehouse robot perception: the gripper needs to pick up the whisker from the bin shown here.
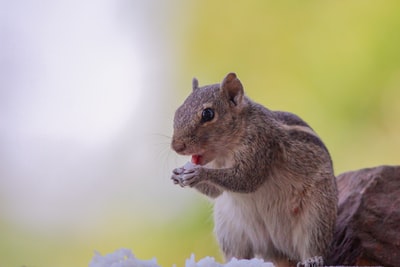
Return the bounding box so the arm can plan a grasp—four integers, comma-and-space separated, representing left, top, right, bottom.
150, 133, 172, 140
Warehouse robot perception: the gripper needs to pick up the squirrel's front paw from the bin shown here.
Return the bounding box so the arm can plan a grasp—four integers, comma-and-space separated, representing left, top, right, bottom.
171, 162, 202, 187
171, 167, 185, 186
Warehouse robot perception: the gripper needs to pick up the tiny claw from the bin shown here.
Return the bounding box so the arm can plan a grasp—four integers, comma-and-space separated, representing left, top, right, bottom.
173, 167, 184, 175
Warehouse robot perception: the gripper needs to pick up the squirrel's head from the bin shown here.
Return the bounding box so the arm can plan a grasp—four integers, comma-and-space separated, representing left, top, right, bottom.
171, 72, 247, 165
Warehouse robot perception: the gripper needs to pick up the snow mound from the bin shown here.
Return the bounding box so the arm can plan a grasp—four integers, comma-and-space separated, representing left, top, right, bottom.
89, 249, 275, 267
185, 254, 275, 267
89, 248, 159, 267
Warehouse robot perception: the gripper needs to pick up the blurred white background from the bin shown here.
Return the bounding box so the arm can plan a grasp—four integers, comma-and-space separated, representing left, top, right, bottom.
0, 0, 192, 235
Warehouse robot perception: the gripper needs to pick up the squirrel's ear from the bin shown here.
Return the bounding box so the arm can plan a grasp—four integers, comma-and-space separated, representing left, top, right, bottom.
221, 73, 244, 106
192, 78, 199, 91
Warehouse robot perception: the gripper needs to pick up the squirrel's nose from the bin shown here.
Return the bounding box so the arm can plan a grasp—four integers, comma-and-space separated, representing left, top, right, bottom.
171, 138, 186, 153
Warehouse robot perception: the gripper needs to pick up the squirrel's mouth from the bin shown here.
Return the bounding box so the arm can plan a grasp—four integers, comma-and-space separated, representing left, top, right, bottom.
191, 154, 202, 165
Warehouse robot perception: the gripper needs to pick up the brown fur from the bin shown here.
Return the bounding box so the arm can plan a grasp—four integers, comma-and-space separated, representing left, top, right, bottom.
171, 73, 338, 267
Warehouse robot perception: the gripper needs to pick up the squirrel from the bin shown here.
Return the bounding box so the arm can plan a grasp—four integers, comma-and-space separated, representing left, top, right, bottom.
171, 73, 338, 267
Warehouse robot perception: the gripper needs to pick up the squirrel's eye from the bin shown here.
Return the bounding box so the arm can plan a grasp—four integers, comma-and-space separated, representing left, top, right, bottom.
201, 108, 214, 123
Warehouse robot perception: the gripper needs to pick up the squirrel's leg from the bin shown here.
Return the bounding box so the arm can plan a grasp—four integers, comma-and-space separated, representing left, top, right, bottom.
214, 198, 254, 260
218, 234, 254, 261
272, 258, 292, 267
215, 221, 254, 260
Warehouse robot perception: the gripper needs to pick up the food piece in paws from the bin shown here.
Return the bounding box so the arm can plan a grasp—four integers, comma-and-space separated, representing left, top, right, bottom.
184, 161, 196, 170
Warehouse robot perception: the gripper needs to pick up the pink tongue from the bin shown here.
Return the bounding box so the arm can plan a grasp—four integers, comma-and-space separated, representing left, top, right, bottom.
191, 155, 201, 165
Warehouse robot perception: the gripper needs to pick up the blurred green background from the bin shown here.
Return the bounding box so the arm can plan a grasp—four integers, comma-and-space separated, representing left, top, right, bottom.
1, 1, 400, 267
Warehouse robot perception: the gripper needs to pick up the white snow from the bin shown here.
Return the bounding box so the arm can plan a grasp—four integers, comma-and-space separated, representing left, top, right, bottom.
89, 249, 275, 267
185, 254, 275, 267
89, 249, 159, 267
